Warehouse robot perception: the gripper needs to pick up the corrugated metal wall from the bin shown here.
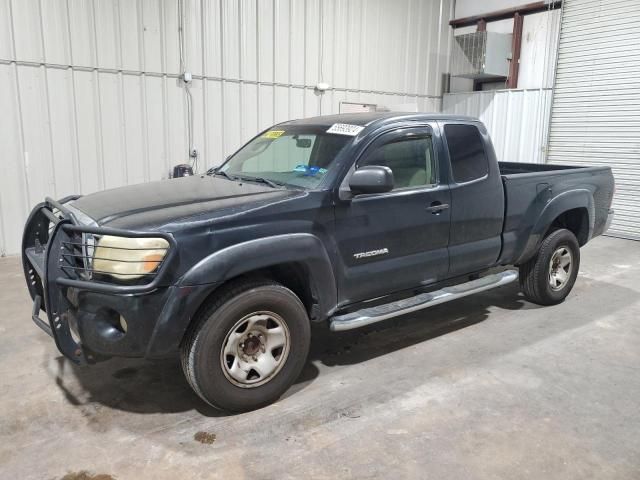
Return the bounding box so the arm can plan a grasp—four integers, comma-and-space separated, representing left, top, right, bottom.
442, 88, 552, 164
547, 0, 640, 240
0, 0, 454, 256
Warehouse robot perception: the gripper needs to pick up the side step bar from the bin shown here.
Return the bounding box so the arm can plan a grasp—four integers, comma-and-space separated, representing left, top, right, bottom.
329, 269, 519, 332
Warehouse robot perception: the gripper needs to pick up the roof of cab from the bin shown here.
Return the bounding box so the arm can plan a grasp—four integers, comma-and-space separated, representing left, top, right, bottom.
279, 112, 478, 127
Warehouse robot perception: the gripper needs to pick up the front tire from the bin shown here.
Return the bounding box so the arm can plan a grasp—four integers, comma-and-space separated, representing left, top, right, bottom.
181, 279, 311, 412
519, 228, 580, 306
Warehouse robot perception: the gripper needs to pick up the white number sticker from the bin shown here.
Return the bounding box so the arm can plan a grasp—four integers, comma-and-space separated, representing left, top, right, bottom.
326, 123, 365, 136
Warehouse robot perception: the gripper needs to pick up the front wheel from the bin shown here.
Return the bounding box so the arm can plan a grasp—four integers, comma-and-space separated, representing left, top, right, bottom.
181, 279, 311, 412
519, 228, 581, 306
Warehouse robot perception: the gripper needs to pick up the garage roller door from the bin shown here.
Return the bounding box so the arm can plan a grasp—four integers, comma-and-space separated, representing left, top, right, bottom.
547, 0, 640, 240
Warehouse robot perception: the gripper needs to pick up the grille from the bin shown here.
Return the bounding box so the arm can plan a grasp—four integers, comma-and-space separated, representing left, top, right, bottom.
60, 231, 91, 280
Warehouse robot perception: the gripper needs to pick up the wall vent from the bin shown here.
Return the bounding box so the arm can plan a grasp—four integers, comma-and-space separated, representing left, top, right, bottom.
450, 32, 512, 80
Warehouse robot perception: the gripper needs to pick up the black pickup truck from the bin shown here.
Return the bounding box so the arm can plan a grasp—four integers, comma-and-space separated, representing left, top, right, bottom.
22, 113, 614, 412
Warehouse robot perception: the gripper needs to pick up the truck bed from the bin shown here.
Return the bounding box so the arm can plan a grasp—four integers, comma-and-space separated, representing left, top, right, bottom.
497, 161, 614, 266
499, 161, 589, 176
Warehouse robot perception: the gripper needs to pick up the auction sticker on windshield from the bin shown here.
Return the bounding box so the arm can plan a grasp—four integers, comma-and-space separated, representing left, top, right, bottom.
326, 123, 365, 136
262, 130, 285, 139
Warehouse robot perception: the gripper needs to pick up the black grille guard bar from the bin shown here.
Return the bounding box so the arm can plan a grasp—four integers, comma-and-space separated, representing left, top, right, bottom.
56, 223, 177, 294
45, 195, 81, 217
23, 196, 86, 363
22, 196, 176, 364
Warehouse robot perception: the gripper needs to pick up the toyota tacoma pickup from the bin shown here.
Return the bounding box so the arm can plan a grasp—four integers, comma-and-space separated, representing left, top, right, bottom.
22, 112, 615, 412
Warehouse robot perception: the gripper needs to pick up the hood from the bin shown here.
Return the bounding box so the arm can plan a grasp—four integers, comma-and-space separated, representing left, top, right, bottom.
70, 175, 301, 230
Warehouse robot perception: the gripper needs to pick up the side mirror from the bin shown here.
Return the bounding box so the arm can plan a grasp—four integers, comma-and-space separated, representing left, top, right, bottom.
349, 165, 394, 195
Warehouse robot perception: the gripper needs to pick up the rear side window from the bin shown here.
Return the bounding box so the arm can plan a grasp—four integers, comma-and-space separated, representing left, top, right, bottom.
444, 124, 488, 183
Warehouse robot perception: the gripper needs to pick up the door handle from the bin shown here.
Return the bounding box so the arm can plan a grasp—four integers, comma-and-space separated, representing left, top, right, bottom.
427, 202, 449, 214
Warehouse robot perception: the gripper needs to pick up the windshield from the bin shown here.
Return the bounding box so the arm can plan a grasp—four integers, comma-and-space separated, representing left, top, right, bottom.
217, 125, 353, 189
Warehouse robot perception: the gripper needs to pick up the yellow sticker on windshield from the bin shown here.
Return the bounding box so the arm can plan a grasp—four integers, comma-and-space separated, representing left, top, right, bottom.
262, 130, 285, 139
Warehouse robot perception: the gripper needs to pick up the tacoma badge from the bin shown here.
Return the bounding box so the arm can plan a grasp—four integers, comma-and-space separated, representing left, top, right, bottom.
353, 248, 389, 259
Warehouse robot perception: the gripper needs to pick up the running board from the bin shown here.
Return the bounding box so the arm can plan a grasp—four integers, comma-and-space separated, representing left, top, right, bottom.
329, 269, 519, 332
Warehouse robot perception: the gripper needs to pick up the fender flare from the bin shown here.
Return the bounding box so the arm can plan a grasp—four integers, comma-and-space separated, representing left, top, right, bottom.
516, 189, 594, 265
178, 233, 337, 320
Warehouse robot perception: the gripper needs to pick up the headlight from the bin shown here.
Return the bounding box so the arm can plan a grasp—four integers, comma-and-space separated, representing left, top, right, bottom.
92, 236, 169, 281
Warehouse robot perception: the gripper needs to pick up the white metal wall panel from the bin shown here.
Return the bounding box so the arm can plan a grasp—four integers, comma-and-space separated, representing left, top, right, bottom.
0, 0, 453, 255
442, 88, 552, 164
548, 0, 640, 240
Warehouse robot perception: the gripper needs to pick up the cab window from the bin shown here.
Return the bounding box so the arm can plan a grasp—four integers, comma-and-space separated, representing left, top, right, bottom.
359, 136, 437, 190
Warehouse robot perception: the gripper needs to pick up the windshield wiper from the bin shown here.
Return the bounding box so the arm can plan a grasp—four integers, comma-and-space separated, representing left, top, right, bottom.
210, 169, 236, 181
209, 169, 284, 189
234, 175, 282, 188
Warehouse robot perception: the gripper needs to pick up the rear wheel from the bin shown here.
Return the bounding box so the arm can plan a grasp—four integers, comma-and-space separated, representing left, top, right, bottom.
519, 228, 580, 306
181, 279, 311, 412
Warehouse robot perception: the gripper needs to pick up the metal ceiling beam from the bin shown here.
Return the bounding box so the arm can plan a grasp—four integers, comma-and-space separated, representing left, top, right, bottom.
450, 1, 562, 28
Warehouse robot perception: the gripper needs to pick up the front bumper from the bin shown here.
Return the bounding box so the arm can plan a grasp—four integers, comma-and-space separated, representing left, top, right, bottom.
22, 197, 213, 364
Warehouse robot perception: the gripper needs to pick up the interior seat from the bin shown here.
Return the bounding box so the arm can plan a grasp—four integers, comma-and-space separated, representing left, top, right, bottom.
366, 139, 431, 188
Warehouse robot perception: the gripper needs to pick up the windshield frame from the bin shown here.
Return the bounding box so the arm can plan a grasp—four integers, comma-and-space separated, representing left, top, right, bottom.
210, 124, 356, 191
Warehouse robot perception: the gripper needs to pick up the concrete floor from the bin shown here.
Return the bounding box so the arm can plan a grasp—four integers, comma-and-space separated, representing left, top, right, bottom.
1, 236, 639, 480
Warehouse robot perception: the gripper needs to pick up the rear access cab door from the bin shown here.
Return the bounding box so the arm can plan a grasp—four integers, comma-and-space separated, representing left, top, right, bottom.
439, 121, 505, 276
333, 124, 451, 305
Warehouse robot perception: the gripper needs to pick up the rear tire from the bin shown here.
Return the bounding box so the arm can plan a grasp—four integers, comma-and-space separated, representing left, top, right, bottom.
181, 279, 311, 412
519, 228, 580, 306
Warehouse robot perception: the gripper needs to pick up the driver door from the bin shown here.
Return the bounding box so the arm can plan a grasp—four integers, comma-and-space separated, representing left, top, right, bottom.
333, 126, 451, 305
